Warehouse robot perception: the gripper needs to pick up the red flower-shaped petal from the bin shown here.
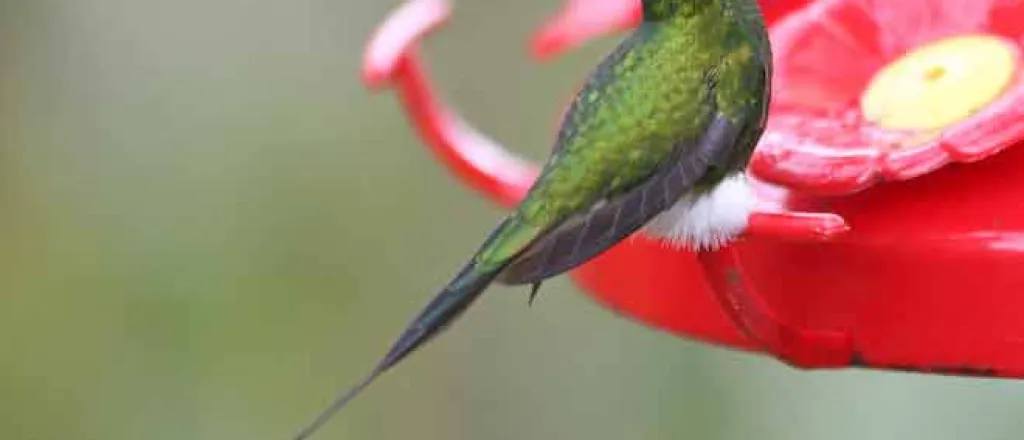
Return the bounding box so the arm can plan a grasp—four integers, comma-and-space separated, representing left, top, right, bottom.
752, 0, 1024, 195
362, 0, 539, 208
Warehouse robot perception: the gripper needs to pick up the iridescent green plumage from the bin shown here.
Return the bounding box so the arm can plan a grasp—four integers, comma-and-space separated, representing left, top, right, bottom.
293, 1, 770, 438
481, 0, 771, 279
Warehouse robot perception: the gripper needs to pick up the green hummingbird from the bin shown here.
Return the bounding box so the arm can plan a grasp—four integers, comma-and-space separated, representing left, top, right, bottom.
293, 0, 770, 437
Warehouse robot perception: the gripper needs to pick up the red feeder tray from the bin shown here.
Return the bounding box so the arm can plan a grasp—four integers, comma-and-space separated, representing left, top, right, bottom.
362, 0, 1024, 377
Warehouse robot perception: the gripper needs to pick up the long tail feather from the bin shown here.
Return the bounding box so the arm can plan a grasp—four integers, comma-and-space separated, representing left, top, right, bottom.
291, 263, 502, 440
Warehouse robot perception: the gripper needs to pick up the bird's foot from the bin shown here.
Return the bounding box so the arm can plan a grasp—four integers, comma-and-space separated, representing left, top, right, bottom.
527, 281, 543, 307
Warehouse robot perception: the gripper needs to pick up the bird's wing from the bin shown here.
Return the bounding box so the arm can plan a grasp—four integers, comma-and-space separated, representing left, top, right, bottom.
498, 112, 744, 285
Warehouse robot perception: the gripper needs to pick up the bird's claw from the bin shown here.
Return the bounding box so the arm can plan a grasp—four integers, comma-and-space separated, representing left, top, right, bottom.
527, 282, 543, 307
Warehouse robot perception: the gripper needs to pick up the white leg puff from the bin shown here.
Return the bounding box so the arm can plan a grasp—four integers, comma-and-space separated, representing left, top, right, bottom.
642, 172, 758, 251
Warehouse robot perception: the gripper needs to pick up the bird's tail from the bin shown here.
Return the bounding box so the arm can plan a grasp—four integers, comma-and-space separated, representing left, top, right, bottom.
292, 260, 504, 440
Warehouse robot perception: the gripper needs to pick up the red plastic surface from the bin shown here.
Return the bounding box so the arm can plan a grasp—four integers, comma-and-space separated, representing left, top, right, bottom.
752, 0, 1024, 195
530, 0, 812, 60
362, 0, 1024, 377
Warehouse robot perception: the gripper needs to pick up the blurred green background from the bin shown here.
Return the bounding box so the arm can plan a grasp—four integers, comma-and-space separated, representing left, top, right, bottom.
0, 0, 1023, 439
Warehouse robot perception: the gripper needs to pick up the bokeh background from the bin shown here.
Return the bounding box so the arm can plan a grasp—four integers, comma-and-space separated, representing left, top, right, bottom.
1, 0, 1023, 439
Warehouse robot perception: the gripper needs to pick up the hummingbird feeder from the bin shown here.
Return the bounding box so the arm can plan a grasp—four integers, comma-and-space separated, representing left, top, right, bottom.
362, 0, 1024, 377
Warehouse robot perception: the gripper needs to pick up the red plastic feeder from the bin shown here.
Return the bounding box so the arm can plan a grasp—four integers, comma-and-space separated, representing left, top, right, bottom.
362, 0, 1024, 377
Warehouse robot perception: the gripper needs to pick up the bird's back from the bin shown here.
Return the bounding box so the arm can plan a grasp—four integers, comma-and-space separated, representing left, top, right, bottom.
473, 0, 770, 270
515, 2, 762, 228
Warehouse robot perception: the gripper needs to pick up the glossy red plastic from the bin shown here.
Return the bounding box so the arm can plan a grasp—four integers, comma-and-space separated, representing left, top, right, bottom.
752, 0, 1024, 195
362, 0, 1024, 377
530, 0, 812, 59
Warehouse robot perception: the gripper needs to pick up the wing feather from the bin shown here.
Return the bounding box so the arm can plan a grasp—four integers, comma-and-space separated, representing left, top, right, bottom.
497, 113, 742, 285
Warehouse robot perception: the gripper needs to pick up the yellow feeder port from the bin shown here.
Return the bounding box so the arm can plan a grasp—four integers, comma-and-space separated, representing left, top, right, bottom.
861, 35, 1020, 132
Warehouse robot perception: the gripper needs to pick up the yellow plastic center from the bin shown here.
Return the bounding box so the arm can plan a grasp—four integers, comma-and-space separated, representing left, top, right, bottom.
861, 34, 1019, 131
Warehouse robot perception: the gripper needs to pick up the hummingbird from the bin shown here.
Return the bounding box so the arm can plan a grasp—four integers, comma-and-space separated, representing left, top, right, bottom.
293, 0, 770, 437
